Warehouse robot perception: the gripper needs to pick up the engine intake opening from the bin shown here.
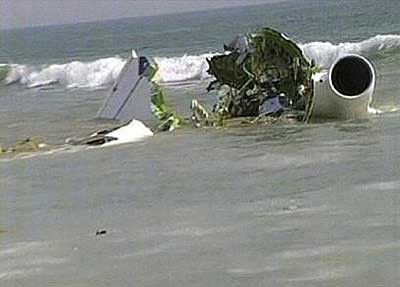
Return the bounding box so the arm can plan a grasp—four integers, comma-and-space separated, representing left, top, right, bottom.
330, 55, 373, 97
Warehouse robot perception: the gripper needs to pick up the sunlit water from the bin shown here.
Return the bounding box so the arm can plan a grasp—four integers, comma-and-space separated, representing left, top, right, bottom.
1, 0, 400, 286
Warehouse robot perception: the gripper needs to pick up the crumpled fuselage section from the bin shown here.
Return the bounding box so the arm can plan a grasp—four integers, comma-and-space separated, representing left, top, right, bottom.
204, 27, 315, 124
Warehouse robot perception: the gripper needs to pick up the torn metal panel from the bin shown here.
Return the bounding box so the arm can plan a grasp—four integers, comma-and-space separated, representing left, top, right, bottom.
66, 119, 153, 147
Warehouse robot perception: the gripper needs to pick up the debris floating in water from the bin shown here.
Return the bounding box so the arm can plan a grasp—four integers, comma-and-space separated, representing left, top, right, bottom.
192, 27, 315, 127
66, 119, 153, 147
96, 229, 107, 236
151, 83, 184, 132
0, 64, 10, 82
0, 137, 49, 157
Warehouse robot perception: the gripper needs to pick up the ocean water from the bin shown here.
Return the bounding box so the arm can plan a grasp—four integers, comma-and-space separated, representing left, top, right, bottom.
1, 0, 400, 286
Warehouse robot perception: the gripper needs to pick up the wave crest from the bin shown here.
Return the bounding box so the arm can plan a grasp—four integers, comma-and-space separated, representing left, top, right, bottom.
301, 34, 400, 68
2, 34, 400, 89
3, 54, 215, 89
154, 53, 216, 83
4, 57, 126, 89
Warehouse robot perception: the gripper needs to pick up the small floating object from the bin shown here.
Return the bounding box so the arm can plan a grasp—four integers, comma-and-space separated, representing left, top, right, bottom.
95, 229, 107, 236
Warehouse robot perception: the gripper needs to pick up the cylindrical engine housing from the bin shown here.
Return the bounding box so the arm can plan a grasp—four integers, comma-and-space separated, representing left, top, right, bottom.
310, 54, 375, 120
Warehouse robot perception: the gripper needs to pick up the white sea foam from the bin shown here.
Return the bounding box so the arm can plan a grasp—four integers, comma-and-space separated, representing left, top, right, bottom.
0, 242, 40, 257
3, 34, 400, 89
301, 34, 400, 68
0, 241, 67, 280
0, 268, 43, 280
3, 54, 215, 89
154, 53, 216, 83
5, 57, 126, 89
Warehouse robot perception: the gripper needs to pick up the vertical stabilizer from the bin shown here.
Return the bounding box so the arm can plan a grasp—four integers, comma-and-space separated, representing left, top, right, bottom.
97, 53, 154, 123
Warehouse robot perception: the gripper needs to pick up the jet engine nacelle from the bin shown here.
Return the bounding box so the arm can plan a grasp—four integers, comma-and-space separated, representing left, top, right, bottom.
311, 54, 376, 120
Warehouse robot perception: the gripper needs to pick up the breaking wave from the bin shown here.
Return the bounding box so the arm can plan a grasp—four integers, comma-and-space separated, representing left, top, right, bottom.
301, 34, 400, 68
1, 34, 400, 89
154, 53, 216, 83
3, 57, 126, 89
1, 54, 215, 89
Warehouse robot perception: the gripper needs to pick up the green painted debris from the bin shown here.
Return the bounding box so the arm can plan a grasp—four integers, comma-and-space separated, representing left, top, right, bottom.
149, 28, 317, 130
0, 64, 10, 82
151, 83, 184, 131
193, 27, 316, 126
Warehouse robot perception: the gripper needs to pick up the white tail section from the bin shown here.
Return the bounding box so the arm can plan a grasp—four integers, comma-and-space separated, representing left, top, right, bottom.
97, 56, 154, 123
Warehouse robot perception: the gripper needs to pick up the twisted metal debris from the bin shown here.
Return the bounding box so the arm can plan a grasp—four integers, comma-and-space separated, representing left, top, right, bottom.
192, 27, 316, 126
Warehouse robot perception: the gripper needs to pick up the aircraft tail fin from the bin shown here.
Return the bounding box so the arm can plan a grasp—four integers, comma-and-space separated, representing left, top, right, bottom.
97, 51, 155, 123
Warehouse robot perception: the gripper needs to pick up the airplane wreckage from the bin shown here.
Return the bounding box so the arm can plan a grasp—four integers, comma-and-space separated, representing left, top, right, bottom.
1, 27, 377, 154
